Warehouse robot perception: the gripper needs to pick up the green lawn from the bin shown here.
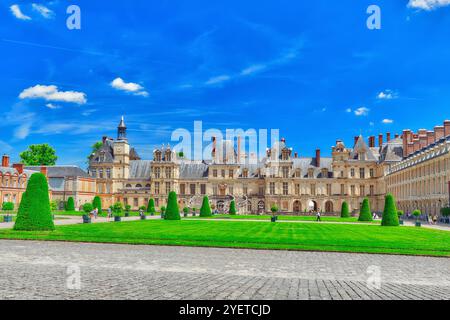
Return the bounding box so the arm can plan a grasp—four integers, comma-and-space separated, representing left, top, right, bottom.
188, 214, 380, 224
52, 210, 143, 217
0, 219, 448, 257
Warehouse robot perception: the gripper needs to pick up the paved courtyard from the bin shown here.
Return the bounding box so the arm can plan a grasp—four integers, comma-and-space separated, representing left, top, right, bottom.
0, 240, 448, 300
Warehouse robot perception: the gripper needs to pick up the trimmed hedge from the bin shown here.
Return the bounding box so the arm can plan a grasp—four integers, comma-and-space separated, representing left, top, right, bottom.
92, 196, 102, 214
381, 194, 399, 227
358, 198, 373, 222
341, 201, 350, 218
2, 202, 14, 211
200, 196, 212, 217
83, 203, 93, 214
165, 192, 180, 220
147, 198, 156, 214
66, 197, 75, 211
13, 173, 55, 231
229, 200, 237, 215
440, 207, 450, 217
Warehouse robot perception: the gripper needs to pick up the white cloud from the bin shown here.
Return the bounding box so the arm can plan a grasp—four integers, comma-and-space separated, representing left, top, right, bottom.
32, 3, 54, 19
10, 4, 31, 20
408, 0, 450, 10
241, 64, 267, 76
382, 119, 394, 124
377, 90, 397, 100
354, 107, 370, 116
19, 85, 87, 104
346, 108, 352, 113
205, 75, 231, 85
46, 103, 60, 109
111, 77, 149, 97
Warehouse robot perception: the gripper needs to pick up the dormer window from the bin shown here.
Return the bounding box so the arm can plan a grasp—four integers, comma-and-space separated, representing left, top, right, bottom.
154, 150, 162, 162
281, 149, 290, 161
308, 168, 314, 178
243, 169, 248, 178
295, 169, 301, 178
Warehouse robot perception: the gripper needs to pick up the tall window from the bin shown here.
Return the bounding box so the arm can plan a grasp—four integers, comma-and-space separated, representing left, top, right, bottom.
360, 185, 365, 196
259, 186, 265, 196
221, 170, 225, 178
134, 198, 138, 207
370, 185, 375, 196
283, 182, 289, 195
99, 169, 104, 179
243, 169, 248, 178
106, 168, 111, 179
310, 184, 316, 196
269, 182, 276, 195
180, 184, 186, 195
341, 184, 345, 195
165, 168, 171, 178
327, 184, 332, 196
229, 170, 233, 178
155, 182, 160, 195
166, 182, 171, 194
190, 184, 196, 195
213, 170, 218, 178
282, 167, 289, 178
360, 168, 365, 179
295, 184, 300, 195
229, 186, 234, 195
212, 185, 218, 195
155, 167, 161, 179
370, 168, 374, 178
200, 184, 206, 195
351, 168, 355, 177
351, 185, 355, 196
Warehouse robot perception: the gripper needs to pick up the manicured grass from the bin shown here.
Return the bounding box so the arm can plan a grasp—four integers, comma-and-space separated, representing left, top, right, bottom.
0, 219, 448, 257
188, 214, 380, 224
53, 210, 143, 217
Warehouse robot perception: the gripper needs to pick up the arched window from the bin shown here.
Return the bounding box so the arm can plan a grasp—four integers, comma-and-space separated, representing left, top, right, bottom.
136, 184, 142, 188
125, 184, 132, 188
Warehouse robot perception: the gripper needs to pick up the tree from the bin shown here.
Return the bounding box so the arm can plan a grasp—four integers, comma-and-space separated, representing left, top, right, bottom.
381, 194, 399, 227
358, 198, 373, 222
66, 197, 75, 211
112, 202, 123, 217
165, 191, 180, 220
83, 203, 93, 214
50, 200, 58, 211
413, 210, 422, 222
200, 196, 212, 217
271, 204, 279, 217
14, 173, 55, 231
88, 141, 103, 160
92, 196, 102, 214
19, 144, 57, 166
341, 201, 350, 218
147, 198, 156, 214
229, 200, 237, 215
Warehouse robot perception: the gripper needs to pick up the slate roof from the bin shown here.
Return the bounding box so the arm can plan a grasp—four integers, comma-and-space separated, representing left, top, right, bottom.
129, 160, 152, 179
179, 161, 209, 179
379, 137, 404, 162
24, 166, 90, 178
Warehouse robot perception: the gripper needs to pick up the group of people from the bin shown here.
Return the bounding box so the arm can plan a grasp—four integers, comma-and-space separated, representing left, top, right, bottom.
89, 208, 99, 219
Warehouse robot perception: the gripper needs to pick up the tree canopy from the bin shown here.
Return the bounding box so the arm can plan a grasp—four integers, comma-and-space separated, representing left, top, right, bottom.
19, 144, 57, 166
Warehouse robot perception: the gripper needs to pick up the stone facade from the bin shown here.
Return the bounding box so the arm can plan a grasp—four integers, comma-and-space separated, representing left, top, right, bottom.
87, 118, 410, 215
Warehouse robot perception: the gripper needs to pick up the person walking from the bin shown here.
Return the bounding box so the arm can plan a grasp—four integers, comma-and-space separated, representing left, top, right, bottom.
316, 211, 321, 222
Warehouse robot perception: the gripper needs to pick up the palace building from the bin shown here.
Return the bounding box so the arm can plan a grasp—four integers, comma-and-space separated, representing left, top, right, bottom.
86, 117, 449, 216
2, 117, 449, 217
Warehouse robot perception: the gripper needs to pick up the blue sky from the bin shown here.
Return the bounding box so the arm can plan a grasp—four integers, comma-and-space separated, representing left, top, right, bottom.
1, 0, 450, 167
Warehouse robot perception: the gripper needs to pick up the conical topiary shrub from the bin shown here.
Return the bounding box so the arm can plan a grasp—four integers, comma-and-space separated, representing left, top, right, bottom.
165, 191, 180, 220
66, 197, 75, 211
147, 198, 156, 214
14, 173, 55, 231
229, 200, 237, 215
92, 196, 102, 214
381, 194, 399, 227
200, 196, 212, 217
341, 201, 350, 218
358, 198, 373, 222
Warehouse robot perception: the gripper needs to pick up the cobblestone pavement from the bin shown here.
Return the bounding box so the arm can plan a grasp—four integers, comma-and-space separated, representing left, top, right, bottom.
0, 240, 449, 300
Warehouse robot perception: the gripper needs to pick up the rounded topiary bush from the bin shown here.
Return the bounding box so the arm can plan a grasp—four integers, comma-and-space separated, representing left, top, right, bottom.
147, 198, 156, 214
66, 197, 75, 211
229, 200, 237, 215
165, 191, 180, 220
14, 173, 55, 231
358, 198, 373, 222
2, 202, 14, 211
92, 196, 102, 214
200, 196, 212, 217
341, 201, 350, 218
381, 194, 399, 227
83, 203, 93, 214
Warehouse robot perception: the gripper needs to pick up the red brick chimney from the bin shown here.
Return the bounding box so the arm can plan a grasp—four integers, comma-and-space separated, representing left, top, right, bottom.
378, 134, 383, 147
315, 149, 321, 167
402, 130, 412, 158
444, 120, 450, 137
435, 126, 445, 141
419, 135, 428, 149
427, 131, 435, 145
1, 155, 10, 167
413, 139, 420, 152
386, 132, 391, 142
40, 166, 48, 177
407, 142, 414, 156
13, 163, 24, 174
368, 136, 375, 148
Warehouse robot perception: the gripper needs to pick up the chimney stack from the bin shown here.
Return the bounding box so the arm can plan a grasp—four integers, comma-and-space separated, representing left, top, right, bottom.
402, 130, 412, 158
368, 136, 375, 148
419, 135, 428, 149
386, 132, 391, 142
1, 155, 10, 167
407, 142, 414, 156
294, 152, 298, 159
40, 166, 48, 177
413, 139, 420, 153
378, 134, 383, 147
435, 126, 445, 141
13, 163, 24, 174
316, 149, 321, 167
427, 131, 435, 146
444, 120, 450, 137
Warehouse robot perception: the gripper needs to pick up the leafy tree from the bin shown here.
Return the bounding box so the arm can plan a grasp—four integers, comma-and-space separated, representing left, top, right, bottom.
358, 198, 373, 222
50, 200, 58, 211
19, 144, 57, 166
2, 202, 14, 211
147, 198, 156, 214
66, 197, 75, 211
271, 204, 279, 217
413, 210, 422, 221
88, 141, 103, 159
381, 194, 399, 227
92, 196, 102, 214
229, 200, 237, 215
341, 201, 350, 218
112, 202, 123, 217
14, 173, 55, 231
200, 196, 212, 217
165, 192, 180, 220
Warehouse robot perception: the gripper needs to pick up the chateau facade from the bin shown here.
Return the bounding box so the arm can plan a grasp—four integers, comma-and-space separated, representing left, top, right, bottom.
87, 117, 423, 215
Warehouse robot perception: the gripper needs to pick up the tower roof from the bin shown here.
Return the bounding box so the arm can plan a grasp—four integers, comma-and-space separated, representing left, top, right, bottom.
118, 116, 126, 128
